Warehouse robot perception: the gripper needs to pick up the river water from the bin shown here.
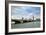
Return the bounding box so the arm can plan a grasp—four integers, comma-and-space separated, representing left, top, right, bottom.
11, 21, 40, 29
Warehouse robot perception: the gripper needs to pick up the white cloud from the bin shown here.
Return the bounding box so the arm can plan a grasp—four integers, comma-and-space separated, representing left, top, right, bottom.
12, 13, 35, 20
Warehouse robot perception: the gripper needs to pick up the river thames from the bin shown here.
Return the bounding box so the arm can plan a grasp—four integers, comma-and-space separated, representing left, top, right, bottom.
11, 21, 40, 29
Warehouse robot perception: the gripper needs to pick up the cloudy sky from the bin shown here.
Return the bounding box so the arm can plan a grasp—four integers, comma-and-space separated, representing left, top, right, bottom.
11, 6, 40, 20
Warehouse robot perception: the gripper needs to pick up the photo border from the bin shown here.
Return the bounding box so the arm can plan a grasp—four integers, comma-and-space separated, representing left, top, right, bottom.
5, 1, 45, 34
9, 3, 43, 32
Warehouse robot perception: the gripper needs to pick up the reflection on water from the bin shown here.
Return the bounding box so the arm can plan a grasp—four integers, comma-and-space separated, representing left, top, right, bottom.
11, 21, 40, 29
